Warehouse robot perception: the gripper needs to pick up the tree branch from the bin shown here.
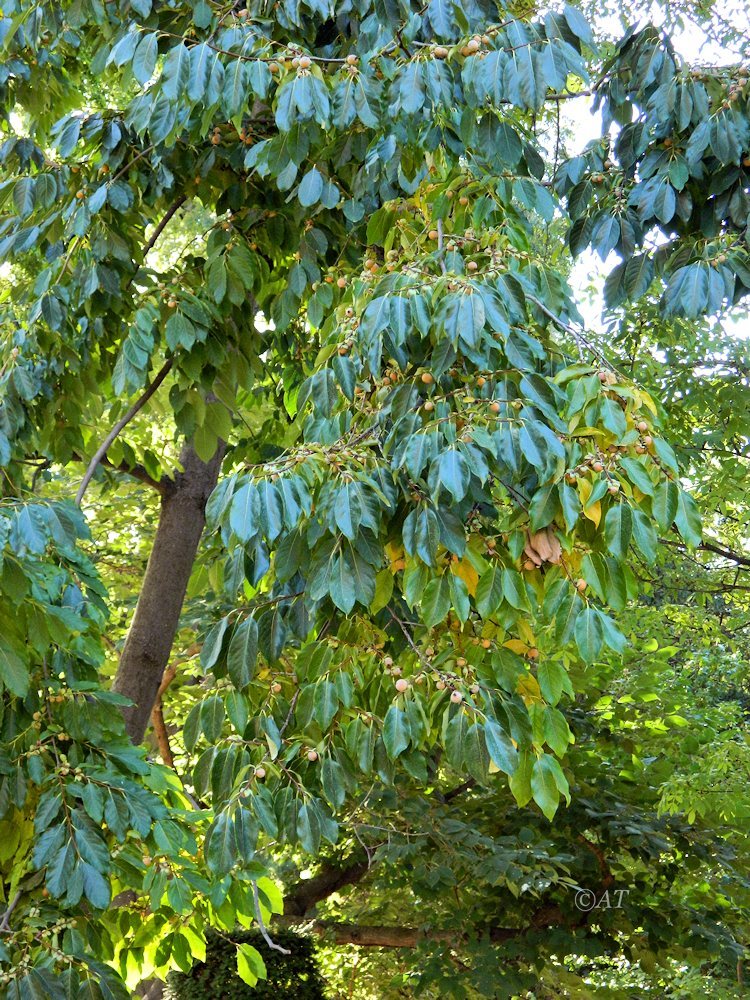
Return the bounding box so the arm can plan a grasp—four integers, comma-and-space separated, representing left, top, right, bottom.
142, 196, 187, 259
75, 359, 173, 506
699, 540, 750, 568
283, 859, 370, 917
150, 664, 176, 768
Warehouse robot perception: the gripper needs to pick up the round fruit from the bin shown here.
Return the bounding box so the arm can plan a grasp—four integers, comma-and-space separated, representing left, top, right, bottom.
456, 657, 467, 667
306, 749, 318, 762
636, 420, 648, 432
608, 483, 620, 494
476, 376, 486, 388
450, 690, 464, 703
383, 655, 393, 667
434, 45, 449, 59
523, 560, 536, 572
346, 54, 358, 65
423, 400, 434, 412
336, 276, 347, 288
395, 678, 409, 693
428, 229, 439, 240
269, 62, 279, 74
436, 679, 446, 690
592, 460, 604, 473
254, 766, 266, 779
466, 38, 480, 53
576, 578, 587, 593
642, 434, 653, 447
489, 401, 501, 414
167, 299, 177, 308
271, 681, 282, 694
459, 195, 469, 206
299, 55, 311, 69
467, 260, 478, 271
527, 647, 540, 660
470, 683, 480, 694
421, 372, 434, 384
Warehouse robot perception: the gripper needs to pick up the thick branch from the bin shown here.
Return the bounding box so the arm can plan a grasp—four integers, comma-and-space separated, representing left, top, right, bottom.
76, 360, 173, 506
283, 860, 370, 917
142, 196, 187, 258
280, 903, 572, 948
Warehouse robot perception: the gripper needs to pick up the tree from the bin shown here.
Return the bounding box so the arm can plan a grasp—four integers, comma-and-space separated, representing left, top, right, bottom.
0, 0, 748, 994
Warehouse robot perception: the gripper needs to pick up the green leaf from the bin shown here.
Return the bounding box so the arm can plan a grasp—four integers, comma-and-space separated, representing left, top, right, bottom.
531, 754, 569, 820
383, 705, 411, 760
230, 482, 261, 542
575, 607, 604, 662
421, 575, 451, 627
476, 565, 504, 618
227, 617, 258, 690
298, 168, 324, 207
652, 480, 679, 529
237, 943, 267, 987
484, 719, 518, 776
502, 568, 531, 612
604, 503, 633, 559
674, 489, 701, 547
0, 639, 28, 697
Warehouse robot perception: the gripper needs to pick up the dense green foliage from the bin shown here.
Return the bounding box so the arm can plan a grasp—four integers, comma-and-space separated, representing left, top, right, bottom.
0, 0, 748, 995
166, 929, 327, 999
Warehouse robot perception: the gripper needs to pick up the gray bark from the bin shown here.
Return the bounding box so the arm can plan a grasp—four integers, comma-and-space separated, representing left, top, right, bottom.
113, 439, 225, 743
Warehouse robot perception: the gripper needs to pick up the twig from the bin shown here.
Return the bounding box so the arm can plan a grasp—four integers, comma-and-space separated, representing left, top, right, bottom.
436, 219, 447, 275
0, 890, 22, 932
252, 881, 292, 954
142, 195, 187, 259
75, 359, 173, 506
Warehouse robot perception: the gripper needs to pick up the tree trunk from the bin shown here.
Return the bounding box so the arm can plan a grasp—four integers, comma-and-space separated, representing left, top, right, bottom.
113, 440, 225, 743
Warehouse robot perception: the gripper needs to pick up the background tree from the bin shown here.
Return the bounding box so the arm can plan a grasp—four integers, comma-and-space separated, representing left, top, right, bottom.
0, 0, 748, 995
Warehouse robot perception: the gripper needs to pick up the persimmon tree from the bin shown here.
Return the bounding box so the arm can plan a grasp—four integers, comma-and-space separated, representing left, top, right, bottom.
0, 0, 748, 994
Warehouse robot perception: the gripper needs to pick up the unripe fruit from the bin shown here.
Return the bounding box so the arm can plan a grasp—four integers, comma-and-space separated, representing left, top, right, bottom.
436, 679, 446, 690
466, 38, 480, 53
269, 62, 279, 74
423, 399, 434, 412
299, 55, 311, 69
467, 260, 478, 271
470, 683, 480, 694
434, 46, 449, 59
592, 460, 604, 473
346, 54, 358, 65
527, 647, 540, 660
481, 638, 491, 649
489, 401, 501, 414
523, 560, 536, 572
395, 678, 409, 693
428, 228, 439, 240
306, 749, 318, 762
576, 578, 587, 593
254, 766, 266, 779
450, 690, 463, 703
636, 420, 648, 432
476, 376, 486, 388
383, 655, 393, 667
456, 657, 467, 667
459, 195, 469, 206
598, 370, 609, 383
642, 434, 653, 447
336, 277, 347, 288
271, 681, 282, 694
167, 299, 177, 308
421, 372, 434, 384
75, 190, 84, 199
211, 134, 221, 145
608, 483, 620, 494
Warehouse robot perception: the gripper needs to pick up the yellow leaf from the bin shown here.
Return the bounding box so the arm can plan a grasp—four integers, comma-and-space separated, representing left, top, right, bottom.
584, 500, 602, 528
577, 477, 592, 506
503, 639, 528, 655
517, 673, 543, 705
385, 541, 405, 573
450, 555, 479, 595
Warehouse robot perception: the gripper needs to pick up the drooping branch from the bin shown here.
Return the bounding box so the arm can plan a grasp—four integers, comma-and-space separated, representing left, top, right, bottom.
75, 359, 173, 506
